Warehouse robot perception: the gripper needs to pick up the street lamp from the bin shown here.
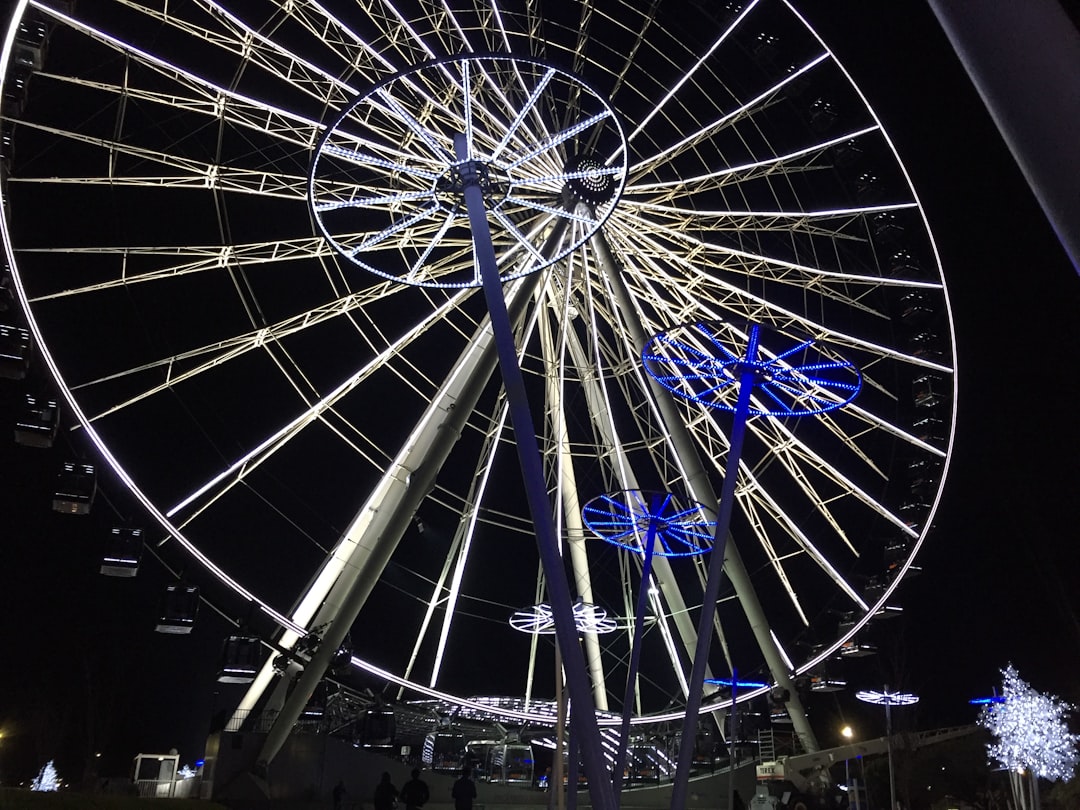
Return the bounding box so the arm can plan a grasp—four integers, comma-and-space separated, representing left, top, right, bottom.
856, 686, 919, 810
840, 726, 861, 810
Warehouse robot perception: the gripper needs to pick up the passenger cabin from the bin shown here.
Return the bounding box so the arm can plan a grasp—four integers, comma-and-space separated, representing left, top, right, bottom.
358, 706, 395, 750
487, 742, 534, 785
13, 16, 49, 71
0, 323, 31, 379
423, 731, 465, 773
14, 393, 60, 448
101, 527, 143, 577
217, 634, 262, 684
155, 582, 200, 634
52, 461, 96, 514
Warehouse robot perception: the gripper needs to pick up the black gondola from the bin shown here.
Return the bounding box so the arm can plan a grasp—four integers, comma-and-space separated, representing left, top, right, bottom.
155, 582, 200, 634
100, 526, 143, 577
217, 634, 262, 684
52, 460, 96, 514
14, 393, 59, 448
0, 323, 31, 379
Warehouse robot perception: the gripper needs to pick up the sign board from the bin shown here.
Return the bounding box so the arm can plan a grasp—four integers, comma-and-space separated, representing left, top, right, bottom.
756, 761, 785, 781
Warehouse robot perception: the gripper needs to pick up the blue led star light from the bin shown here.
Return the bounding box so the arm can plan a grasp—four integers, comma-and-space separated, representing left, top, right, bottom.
705, 677, 770, 690
642, 321, 862, 417
582, 490, 715, 558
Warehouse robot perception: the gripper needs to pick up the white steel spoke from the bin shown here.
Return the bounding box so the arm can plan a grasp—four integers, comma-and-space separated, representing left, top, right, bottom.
627, 52, 830, 179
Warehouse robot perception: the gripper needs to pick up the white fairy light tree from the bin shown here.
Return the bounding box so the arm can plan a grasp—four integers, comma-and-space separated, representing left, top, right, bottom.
978, 664, 1079, 810
30, 759, 60, 791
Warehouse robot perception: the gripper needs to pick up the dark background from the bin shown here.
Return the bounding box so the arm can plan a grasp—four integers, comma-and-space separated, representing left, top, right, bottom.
1, 0, 1078, 787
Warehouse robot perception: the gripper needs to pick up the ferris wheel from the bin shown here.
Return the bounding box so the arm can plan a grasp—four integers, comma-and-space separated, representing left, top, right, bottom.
0, 0, 956, 750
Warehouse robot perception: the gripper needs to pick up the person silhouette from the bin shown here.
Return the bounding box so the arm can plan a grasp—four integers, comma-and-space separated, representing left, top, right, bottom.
333, 779, 348, 810
451, 766, 477, 810
400, 768, 430, 810
373, 771, 398, 810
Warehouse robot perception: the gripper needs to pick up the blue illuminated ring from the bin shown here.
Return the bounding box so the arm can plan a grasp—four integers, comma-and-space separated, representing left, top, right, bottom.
642, 321, 862, 417
582, 490, 716, 558
310, 53, 627, 289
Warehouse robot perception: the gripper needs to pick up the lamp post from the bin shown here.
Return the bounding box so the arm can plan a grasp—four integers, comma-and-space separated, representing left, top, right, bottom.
510, 601, 617, 810
642, 321, 862, 810
840, 725, 860, 810
581, 489, 715, 804
856, 687, 919, 810
706, 674, 769, 810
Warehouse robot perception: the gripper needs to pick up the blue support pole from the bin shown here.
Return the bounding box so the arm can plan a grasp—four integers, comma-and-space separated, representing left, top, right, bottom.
612, 492, 666, 802
453, 134, 615, 810
670, 326, 761, 810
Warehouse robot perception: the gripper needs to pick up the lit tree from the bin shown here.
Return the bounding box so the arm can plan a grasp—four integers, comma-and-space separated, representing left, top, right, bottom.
978, 665, 1079, 810
30, 759, 60, 791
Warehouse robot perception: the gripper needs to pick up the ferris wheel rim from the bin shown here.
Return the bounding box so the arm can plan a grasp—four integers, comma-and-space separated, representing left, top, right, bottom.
0, 0, 958, 726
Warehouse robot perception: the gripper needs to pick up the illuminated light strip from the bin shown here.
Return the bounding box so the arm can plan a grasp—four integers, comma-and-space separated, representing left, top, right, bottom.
621, 199, 920, 222
490, 208, 553, 266
504, 110, 613, 172
628, 52, 830, 176
511, 165, 622, 190
501, 195, 599, 226
345, 203, 443, 256
313, 188, 435, 213
320, 143, 443, 179
611, 214, 956, 372
429, 401, 511, 686
489, 67, 557, 162
770, 630, 796, 672
461, 59, 475, 156
373, 88, 452, 160
407, 211, 459, 284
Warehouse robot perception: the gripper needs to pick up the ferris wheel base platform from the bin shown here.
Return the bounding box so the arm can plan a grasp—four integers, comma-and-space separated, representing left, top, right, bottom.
203, 730, 758, 809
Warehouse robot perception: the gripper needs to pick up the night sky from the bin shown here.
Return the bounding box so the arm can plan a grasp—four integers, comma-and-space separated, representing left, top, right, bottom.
1, 0, 1079, 788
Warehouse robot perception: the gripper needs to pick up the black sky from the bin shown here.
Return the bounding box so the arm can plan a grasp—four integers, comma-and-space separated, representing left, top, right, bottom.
1, 0, 1079, 784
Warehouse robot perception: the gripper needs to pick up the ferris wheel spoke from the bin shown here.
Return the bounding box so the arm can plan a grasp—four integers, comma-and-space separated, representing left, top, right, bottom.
38, 4, 330, 145
503, 109, 614, 172
319, 142, 444, 181
627, 51, 830, 179
620, 199, 921, 245
166, 294, 476, 520
489, 67, 558, 162
624, 0, 759, 144
113, 0, 358, 108
74, 282, 466, 425
8, 120, 322, 199
631, 242, 954, 373
17, 237, 332, 301
609, 213, 890, 319
742, 416, 922, 538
